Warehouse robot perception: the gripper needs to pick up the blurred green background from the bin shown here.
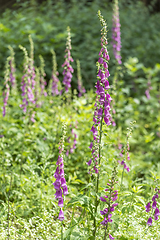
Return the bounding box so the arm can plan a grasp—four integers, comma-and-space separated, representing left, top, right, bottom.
0, 0, 160, 89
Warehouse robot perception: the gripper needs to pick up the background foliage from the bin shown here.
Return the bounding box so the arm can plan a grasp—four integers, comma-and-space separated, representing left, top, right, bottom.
0, 0, 160, 88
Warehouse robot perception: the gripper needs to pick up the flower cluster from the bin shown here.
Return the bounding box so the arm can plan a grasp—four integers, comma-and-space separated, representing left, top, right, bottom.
146, 188, 160, 226
76, 59, 85, 97
87, 10, 112, 174
50, 49, 60, 96
112, 0, 122, 64
53, 124, 68, 221
100, 164, 118, 239
62, 26, 74, 94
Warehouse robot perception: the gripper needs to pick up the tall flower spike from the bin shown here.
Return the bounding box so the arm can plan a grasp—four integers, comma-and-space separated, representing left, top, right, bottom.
88, 10, 112, 174
2, 57, 10, 117
62, 26, 74, 94
53, 123, 68, 221
112, 0, 122, 64
118, 122, 136, 174
99, 162, 118, 240
39, 55, 47, 97
49, 49, 60, 96
19, 45, 35, 121
146, 187, 160, 226
8, 46, 17, 93
76, 59, 85, 97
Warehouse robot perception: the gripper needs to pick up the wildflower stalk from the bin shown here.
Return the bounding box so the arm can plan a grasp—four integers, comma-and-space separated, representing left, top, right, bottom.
91, 10, 112, 239
62, 26, 74, 96
93, 108, 104, 237
77, 59, 85, 97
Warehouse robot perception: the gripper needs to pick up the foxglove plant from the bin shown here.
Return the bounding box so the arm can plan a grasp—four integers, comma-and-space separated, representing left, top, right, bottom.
19, 45, 36, 122
76, 59, 85, 97
62, 26, 74, 94
2, 57, 10, 117
53, 123, 68, 223
88, 10, 112, 238
88, 10, 112, 175
49, 49, 60, 96
99, 163, 118, 240
112, 0, 122, 65
146, 188, 160, 226
8, 46, 17, 93
2, 46, 17, 117
111, 0, 122, 127
118, 121, 135, 187
39, 55, 47, 98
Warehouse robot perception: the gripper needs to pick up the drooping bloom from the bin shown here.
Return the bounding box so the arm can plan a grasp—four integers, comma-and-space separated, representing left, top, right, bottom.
88, 10, 112, 174
62, 26, 74, 94
112, 0, 122, 64
147, 217, 152, 226
53, 124, 68, 221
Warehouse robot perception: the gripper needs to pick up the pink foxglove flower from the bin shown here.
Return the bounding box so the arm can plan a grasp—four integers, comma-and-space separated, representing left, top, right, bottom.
112, 0, 122, 64
62, 26, 74, 94
53, 124, 68, 221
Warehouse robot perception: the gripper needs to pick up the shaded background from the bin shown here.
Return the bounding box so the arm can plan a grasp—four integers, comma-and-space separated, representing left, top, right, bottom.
0, 0, 160, 89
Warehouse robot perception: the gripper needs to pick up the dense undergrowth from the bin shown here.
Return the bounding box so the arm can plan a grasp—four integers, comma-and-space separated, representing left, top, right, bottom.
0, 1, 160, 240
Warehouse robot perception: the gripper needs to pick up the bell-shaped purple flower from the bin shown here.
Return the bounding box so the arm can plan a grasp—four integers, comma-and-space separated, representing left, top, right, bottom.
58, 209, 64, 221
147, 217, 152, 226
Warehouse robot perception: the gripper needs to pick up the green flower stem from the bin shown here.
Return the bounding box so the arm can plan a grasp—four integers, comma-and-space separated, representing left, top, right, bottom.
61, 221, 63, 240
93, 108, 104, 239
120, 166, 124, 189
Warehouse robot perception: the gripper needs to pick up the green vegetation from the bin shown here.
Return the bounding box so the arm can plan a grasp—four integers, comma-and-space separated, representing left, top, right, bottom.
0, 1, 160, 239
